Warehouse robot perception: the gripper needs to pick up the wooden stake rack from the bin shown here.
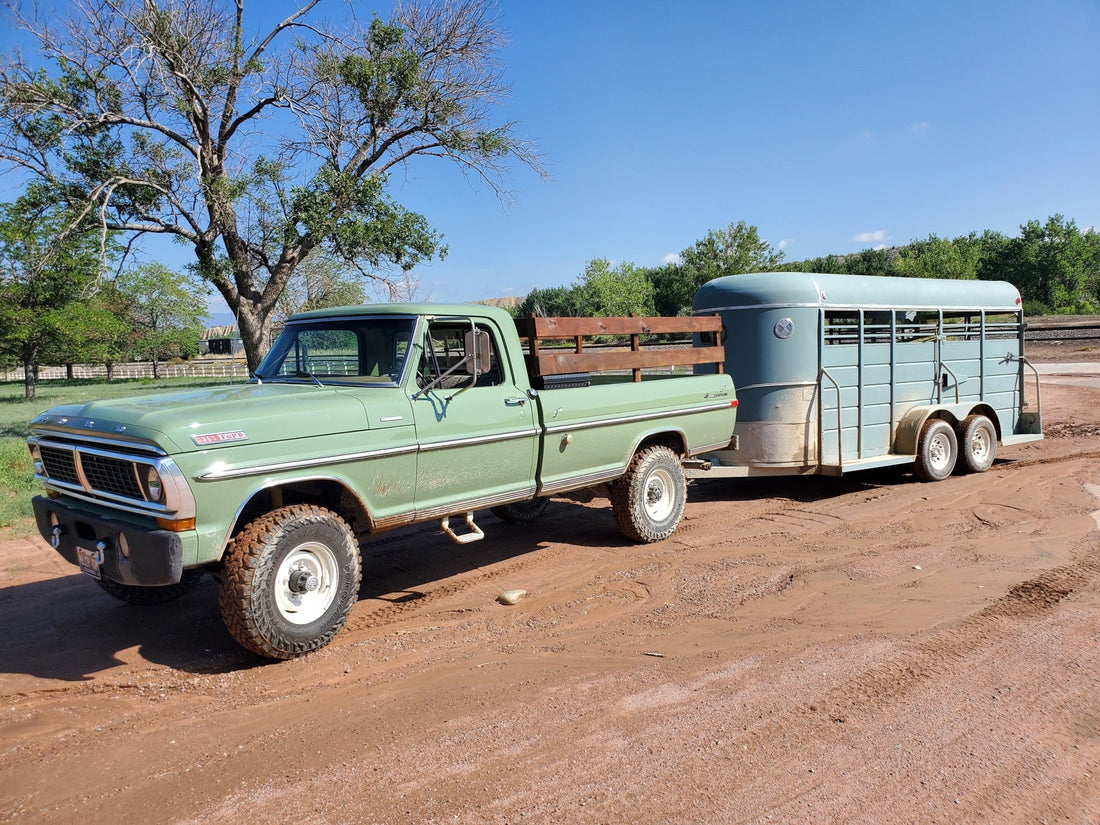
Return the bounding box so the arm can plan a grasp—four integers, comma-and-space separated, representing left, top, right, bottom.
514, 315, 725, 383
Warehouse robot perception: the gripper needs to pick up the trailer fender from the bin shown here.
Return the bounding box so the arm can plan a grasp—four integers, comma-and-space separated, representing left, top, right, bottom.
894, 404, 985, 456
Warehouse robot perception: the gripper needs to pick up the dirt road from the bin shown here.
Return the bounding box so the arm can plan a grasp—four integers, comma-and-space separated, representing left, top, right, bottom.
3, 352, 1100, 824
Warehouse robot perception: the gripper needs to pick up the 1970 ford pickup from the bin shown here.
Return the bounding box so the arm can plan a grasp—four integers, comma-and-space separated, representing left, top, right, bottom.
27, 303, 737, 658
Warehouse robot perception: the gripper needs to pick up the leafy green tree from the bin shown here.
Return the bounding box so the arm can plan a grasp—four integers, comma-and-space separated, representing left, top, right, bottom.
647, 263, 689, 317
575, 258, 655, 317
515, 285, 584, 317
273, 254, 368, 326
840, 247, 895, 277
0, 0, 543, 371
995, 215, 1097, 313
665, 221, 784, 315
116, 263, 207, 378
781, 254, 850, 275
0, 196, 114, 398
892, 234, 981, 280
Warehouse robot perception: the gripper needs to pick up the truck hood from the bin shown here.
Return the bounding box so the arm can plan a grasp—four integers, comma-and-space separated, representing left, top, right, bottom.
30, 383, 408, 453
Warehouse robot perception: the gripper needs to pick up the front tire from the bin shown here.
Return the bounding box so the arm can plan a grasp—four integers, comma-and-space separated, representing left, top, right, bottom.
218, 505, 362, 660
956, 414, 997, 474
611, 445, 687, 543
97, 570, 205, 606
914, 419, 958, 481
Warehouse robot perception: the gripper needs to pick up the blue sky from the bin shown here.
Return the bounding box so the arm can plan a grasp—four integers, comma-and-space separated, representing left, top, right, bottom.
393, 0, 1100, 303
2, 0, 1098, 318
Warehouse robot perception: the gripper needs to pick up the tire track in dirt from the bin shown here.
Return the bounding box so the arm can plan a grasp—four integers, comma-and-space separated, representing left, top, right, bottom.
808, 544, 1100, 726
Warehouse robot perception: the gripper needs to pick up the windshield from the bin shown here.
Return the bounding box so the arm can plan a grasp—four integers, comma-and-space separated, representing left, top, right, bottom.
254, 317, 416, 386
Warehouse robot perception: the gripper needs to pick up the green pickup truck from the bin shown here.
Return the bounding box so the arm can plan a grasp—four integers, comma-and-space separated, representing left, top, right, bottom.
27, 304, 736, 659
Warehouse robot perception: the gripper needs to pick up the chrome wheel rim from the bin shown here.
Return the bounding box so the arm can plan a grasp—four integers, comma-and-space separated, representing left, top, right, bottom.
928, 433, 952, 473
643, 468, 676, 523
274, 542, 339, 625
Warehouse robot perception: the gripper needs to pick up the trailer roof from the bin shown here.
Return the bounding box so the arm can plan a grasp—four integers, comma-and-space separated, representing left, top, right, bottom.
693, 272, 1023, 314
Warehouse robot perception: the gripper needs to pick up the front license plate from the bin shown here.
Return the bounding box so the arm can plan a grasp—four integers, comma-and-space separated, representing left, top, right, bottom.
76, 546, 102, 580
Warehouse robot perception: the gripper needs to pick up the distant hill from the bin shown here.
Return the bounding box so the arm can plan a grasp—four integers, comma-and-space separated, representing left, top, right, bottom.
471, 296, 523, 310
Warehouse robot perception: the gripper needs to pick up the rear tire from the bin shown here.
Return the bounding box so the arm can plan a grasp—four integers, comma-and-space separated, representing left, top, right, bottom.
97, 570, 205, 606
611, 445, 687, 543
491, 498, 549, 524
218, 505, 361, 660
956, 414, 997, 474
914, 419, 958, 481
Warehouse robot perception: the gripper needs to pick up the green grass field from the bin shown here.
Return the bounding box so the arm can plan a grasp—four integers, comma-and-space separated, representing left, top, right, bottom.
0, 376, 232, 532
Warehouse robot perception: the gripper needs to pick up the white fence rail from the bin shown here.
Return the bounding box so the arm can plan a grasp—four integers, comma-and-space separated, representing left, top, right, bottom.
1, 357, 251, 382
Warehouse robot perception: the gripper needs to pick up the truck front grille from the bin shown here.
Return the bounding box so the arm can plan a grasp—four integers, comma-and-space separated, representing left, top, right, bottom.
80, 452, 144, 499
39, 445, 81, 486
34, 440, 150, 504
29, 434, 193, 520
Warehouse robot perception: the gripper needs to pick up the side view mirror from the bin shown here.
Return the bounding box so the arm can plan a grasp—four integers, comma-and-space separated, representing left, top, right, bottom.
464, 329, 492, 378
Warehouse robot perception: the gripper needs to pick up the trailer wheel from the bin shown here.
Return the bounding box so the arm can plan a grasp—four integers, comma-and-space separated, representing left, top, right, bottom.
491, 498, 549, 524
914, 419, 958, 481
956, 414, 997, 474
218, 505, 361, 660
611, 445, 687, 543
97, 570, 205, 606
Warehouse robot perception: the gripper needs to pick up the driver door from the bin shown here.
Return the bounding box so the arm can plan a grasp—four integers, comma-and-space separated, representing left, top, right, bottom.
410, 319, 538, 516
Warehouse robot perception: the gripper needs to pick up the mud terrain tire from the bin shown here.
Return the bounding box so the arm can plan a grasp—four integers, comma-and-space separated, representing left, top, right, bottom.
611, 445, 687, 543
491, 498, 550, 524
97, 570, 205, 606
218, 505, 361, 660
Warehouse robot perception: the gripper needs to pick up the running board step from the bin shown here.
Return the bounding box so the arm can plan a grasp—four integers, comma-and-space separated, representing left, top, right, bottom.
440, 512, 485, 544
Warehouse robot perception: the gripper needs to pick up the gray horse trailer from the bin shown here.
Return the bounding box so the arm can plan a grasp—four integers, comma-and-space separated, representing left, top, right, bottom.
690, 272, 1043, 480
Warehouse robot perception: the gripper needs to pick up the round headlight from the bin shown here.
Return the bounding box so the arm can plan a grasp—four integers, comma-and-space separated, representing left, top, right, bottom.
146, 466, 164, 503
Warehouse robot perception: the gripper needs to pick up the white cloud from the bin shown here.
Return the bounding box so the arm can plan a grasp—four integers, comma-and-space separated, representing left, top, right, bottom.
853, 230, 888, 244
777, 239, 793, 250
661, 252, 683, 266
910, 121, 930, 133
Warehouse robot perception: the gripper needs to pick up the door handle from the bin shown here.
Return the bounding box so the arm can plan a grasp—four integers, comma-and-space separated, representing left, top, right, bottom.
505, 397, 527, 407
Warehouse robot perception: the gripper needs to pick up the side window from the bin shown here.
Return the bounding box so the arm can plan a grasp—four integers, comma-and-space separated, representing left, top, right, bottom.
419, 323, 503, 389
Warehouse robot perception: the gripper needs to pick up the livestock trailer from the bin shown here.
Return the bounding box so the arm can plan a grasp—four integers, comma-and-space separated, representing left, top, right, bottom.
690, 272, 1043, 480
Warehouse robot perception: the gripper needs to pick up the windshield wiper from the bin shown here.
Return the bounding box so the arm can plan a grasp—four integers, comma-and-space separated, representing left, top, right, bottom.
294, 370, 325, 388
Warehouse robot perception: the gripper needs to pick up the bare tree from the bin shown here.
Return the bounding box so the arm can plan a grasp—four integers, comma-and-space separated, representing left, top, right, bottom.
0, 0, 543, 369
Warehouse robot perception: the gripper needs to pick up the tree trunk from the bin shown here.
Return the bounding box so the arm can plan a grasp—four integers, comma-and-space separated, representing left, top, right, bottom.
22, 357, 36, 400
152, 357, 160, 379
105, 362, 115, 381
66, 363, 75, 379
236, 304, 273, 374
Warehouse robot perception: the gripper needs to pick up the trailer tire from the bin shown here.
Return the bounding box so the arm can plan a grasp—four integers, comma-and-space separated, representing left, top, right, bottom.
956, 414, 997, 474
491, 498, 549, 524
914, 419, 958, 482
611, 445, 687, 543
97, 570, 205, 606
218, 505, 361, 660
